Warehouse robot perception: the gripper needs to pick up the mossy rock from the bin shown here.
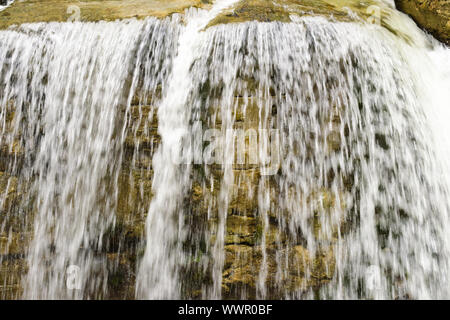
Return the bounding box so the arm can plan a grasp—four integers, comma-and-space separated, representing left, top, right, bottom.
115, 168, 153, 244
0, 0, 428, 47
395, 0, 450, 45
0, 258, 26, 300
0, 0, 213, 30
124, 104, 159, 153
206, 0, 355, 27
0, 231, 30, 255
0, 100, 25, 170
0, 172, 19, 212
222, 243, 335, 298
225, 215, 258, 245
205, 0, 426, 45
105, 252, 137, 299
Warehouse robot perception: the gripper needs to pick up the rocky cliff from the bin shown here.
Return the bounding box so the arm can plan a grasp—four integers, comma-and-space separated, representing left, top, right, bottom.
0, 0, 212, 29
0, 0, 402, 29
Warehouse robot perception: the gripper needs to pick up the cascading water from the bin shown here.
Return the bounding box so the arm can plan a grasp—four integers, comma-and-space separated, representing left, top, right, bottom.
135, 0, 240, 300
1, 1, 450, 300
0, 20, 148, 299
154, 17, 450, 299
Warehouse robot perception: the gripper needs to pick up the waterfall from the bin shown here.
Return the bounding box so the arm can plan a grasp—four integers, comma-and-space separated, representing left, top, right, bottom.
1, 1, 450, 300
148, 17, 450, 299
0, 20, 146, 299
135, 0, 240, 300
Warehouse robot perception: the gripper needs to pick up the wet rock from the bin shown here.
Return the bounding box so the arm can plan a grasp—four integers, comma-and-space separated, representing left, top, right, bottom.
0, 258, 25, 300
115, 168, 152, 241
0, 0, 212, 30
222, 243, 335, 298
124, 104, 159, 153
0, 232, 29, 256
0, 100, 24, 172
209, 97, 262, 126
395, 0, 450, 45
206, 0, 356, 27
0, 0, 402, 33
225, 215, 258, 245
228, 169, 260, 215
105, 252, 137, 299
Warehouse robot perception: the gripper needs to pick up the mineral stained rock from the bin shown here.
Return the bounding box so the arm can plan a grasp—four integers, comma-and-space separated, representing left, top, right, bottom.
1, 0, 398, 29
395, 0, 450, 45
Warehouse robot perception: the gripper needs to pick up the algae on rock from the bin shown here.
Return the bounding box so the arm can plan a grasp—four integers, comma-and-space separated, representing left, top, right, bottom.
0, 0, 212, 29
395, 0, 450, 45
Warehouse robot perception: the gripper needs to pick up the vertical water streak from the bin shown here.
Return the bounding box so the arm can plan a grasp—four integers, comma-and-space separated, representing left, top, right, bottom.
5, 21, 145, 299
136, 0, 239, 299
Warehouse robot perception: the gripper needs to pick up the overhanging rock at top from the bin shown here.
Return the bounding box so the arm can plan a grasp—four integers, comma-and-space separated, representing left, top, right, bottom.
0, 0, 445, 46
0, 0, 213, 29
0, 0, 397, 29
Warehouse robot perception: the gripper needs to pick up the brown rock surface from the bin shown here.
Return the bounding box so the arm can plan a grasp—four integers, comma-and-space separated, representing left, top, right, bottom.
395, 0, 450, 44
0, 0, 213, 29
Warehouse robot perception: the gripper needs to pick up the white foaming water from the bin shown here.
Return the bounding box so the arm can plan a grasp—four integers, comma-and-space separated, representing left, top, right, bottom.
1, 2, 450, 300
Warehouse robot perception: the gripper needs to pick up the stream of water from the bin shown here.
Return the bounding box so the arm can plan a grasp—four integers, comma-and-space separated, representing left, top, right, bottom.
0, 1, 450, 299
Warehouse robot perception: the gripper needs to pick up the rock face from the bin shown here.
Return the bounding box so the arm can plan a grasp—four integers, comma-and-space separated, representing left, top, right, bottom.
395, 0, 450, 44
0, 0, 213, 29
1, 0, 400, 30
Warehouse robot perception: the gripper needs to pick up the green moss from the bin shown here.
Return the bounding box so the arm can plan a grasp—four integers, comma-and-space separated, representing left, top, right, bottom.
254, 222, 263, 244
0, 258, 25, 299
0, 0, 212, 30
225, 215, 258, 245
